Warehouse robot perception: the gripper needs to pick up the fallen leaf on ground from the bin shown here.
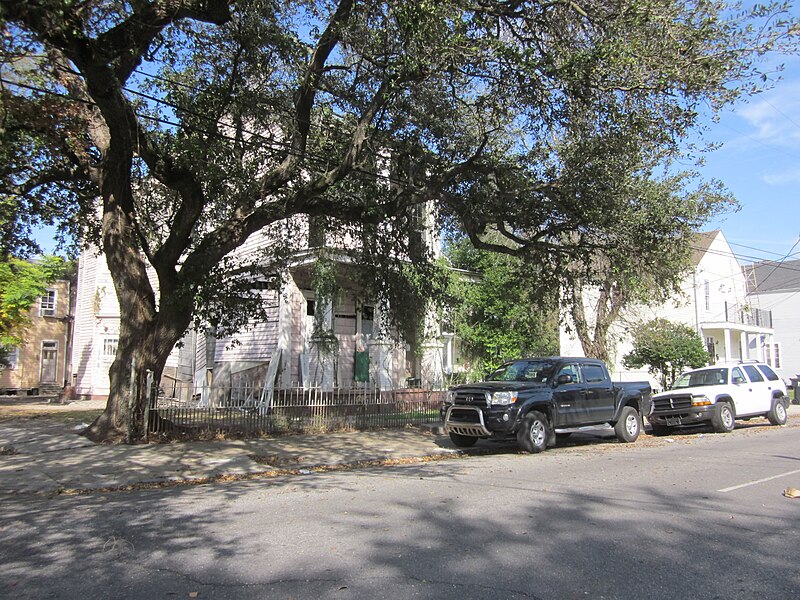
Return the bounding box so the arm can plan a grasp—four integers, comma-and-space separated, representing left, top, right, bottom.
783, 487, 800, 498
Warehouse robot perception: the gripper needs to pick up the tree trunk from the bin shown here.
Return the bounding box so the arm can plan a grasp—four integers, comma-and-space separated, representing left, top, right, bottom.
82, 202, 192, 443
83, 306, 188, 443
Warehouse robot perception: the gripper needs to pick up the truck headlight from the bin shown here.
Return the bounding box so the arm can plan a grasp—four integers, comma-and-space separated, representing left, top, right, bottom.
692, 394, 711, 406
492, 391, 518, 406
444, 391, 455, 405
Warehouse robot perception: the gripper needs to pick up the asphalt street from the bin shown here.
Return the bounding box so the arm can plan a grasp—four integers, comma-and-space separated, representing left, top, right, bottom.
2, 420, 799, 599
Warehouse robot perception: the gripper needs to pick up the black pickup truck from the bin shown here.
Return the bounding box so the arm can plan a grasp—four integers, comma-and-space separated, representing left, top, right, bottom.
442, 357, 653, 452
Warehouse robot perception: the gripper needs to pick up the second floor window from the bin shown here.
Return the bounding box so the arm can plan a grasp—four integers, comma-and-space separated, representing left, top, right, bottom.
40, 289, 57, 317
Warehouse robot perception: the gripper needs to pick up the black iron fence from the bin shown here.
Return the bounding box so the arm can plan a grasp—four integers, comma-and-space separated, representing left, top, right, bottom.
148, 383, 444, 436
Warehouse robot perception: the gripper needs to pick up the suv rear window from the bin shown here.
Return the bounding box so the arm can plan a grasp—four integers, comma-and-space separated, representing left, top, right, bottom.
757, 364, 780, 381
743, 365, 764, 382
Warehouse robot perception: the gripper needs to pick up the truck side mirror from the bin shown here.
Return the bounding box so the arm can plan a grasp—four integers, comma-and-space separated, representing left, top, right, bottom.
732, 376, 745, 384
557, 374, 574, 385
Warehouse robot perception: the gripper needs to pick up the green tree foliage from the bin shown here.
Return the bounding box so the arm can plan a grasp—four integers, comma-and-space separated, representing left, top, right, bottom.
0, 255, 67, 346
623, 318, 709, 389
1, 0, 796, 441
445, 236, 558, 377
564, 171, 735, 363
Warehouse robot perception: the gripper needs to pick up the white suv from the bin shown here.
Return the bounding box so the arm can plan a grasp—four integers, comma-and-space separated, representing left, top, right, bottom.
649, 362, 788, 434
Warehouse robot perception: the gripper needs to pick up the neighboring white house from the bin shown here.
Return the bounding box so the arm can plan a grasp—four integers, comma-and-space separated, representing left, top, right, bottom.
70, 209, 451, 400
560, 230, 778, 389
744, 256, 800, 383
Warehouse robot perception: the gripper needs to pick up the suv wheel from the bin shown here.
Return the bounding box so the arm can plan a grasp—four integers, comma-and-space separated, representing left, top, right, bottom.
517, 411, 548, 453
711, 402, 735, 433
614, 406, 641, 443
767, 398, 788, 426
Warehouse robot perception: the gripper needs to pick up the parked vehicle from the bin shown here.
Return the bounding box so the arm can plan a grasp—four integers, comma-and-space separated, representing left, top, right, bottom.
441, 357, 652, 452
649, 361, 788, 435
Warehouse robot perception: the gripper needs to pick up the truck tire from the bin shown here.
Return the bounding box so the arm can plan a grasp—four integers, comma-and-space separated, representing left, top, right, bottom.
767, 398, 788, 426
517, 411, 548, 453
614, 406, 641, 443
649, 422, 671, 437
449, 432, 478, 448
711, 402, 735, 433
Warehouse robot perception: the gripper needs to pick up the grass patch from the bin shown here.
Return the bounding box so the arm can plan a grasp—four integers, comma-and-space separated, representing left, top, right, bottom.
0, 405, 104, 423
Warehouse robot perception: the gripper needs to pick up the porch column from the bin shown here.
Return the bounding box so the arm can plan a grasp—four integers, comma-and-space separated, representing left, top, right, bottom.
419, 307, 444, 389
723, 328, 732, 362
276, 277, 293, 388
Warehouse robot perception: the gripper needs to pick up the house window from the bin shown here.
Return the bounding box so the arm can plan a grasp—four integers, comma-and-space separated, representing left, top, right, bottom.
360, 305, 374, 337
40, 289, 57, 317
703, 280, 710, 311
102, 337, 118, 359
1, 347, 19, 370
765, 342, 782, 369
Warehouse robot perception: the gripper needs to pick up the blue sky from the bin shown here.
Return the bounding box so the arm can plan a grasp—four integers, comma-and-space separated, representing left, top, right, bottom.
699, 53, 800, 265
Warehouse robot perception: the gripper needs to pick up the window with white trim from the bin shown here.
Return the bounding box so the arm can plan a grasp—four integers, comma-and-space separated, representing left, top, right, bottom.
703, 280, 710, 311
765, 342, 782, 369
102, 337, 118, 360
39, 289, 57, 317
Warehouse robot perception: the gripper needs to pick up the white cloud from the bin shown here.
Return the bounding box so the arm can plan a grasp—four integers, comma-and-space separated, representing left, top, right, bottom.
735, 81, 800, 149
762, 166, 800, 185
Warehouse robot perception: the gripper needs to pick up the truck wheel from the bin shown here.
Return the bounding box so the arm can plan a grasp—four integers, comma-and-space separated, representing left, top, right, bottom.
649, 422, 671, 437
614, 406, 641, 443
767, 398, 788, 426
711, 402, 735, 433
448, 432, 478, 448
517, 411, 548, 453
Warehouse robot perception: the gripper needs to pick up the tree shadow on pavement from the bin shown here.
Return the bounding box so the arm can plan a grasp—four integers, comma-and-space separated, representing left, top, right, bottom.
2, 443, 799, 600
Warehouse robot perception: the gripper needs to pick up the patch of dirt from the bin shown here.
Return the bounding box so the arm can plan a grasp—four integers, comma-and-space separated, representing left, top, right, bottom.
0, 403, 105, 423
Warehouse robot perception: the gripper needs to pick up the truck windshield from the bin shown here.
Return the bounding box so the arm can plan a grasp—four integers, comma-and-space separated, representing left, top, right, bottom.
672, 368, 728, 389
487, 360, 555, 383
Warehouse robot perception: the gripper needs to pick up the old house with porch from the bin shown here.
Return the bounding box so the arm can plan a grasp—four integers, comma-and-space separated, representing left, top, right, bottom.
69, 207, 451, 402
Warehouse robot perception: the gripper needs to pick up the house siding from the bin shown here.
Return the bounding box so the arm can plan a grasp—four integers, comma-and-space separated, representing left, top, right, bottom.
1, 277, 73, 393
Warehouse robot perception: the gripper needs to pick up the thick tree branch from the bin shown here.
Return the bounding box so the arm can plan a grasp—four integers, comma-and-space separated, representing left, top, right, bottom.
259, 0, 354, 193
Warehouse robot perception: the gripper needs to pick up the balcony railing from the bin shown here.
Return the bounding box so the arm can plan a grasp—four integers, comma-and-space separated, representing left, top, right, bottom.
725, 302, 773, 328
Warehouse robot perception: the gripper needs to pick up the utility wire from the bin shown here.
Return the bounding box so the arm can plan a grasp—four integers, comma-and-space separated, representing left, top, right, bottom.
6, 76, 800, 274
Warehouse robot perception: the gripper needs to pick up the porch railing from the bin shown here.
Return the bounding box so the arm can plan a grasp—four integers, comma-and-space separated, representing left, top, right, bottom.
148, 382, 444, 436
725, 302, 772, 328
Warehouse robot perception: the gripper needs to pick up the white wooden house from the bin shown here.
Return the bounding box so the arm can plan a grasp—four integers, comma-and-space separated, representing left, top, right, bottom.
560, 230, 778, 389
69, 210, 448, 400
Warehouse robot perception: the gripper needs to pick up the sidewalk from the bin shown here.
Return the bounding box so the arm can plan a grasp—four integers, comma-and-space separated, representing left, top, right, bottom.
0, 406, 459, 495
1, 401, 798, 496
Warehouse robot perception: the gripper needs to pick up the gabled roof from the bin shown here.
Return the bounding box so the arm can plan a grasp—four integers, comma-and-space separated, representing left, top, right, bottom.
746, 257, 800, 294
691, 230, 721, 265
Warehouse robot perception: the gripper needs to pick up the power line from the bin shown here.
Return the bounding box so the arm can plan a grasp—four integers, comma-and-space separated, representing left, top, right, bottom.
0, 75, 414, 190
749, 238, 800, 293
6, 75, 800, 274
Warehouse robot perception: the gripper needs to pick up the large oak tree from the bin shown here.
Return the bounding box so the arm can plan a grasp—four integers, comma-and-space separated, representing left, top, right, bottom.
1, 0, 796, 441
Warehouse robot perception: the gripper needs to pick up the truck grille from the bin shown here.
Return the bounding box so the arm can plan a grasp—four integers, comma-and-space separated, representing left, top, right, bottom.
653, 394, 693, 413
453, 391, 490, 407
